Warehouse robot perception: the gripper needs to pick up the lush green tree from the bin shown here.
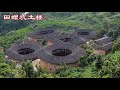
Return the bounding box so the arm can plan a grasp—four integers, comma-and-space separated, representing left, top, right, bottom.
56, 65, 83, 78
39, 73, 54, 78
107, 30, 120, 39
79, 56, 89, 67
87, 54, 96, 64
112, 37, 120, 53
0, 63, 16, 78
21, 60, 37, 78
96, 51, 120, 78
95, 55, 103, 70
97, 29, 108, 38
0, 52, 5, 63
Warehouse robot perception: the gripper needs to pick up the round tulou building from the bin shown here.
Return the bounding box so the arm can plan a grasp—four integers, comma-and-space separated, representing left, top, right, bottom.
34, 41, 86, 72
27, 28, 61, 46
5, 40, 43, 64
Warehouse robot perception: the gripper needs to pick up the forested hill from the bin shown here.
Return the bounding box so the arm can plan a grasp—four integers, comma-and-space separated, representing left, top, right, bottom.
1, 12, 120, 37
0, 12, 120, 78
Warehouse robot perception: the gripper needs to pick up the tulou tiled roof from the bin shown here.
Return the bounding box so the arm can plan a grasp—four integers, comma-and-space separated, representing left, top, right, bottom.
27, 28, 61, 40
70, 29, 98, 40
93, 36, 113, 45
93, 36, 113, 51
50, 33, 86, 45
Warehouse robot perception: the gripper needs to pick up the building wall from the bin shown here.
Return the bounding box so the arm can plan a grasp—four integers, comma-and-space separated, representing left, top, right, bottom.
32, 59, 79, 72
93, 49, 106, 55
28, 37, 37, 42
28, 37, 54, 46
6, 55, 80, 72
105, 50, 111, 54
47, 41, 54, 46
32, 59, 58, 72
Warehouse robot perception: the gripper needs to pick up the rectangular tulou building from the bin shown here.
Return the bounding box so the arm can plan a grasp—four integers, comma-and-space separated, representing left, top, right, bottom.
93, 36, 113, 55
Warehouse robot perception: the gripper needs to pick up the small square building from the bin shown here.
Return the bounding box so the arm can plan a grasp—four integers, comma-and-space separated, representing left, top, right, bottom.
93, 36, 113, 55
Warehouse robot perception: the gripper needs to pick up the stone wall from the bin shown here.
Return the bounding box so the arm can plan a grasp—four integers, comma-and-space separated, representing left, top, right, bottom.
28, 37, 37, 42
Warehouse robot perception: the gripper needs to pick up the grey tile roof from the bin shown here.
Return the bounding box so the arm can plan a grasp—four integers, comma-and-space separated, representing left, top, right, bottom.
27, 28, 61, 40
48, 33, 86, 46
94, 36, 113, 45
93, 36, 113, 51
93, 42, 113, 51
70, 29, 98, 40
101, 42, 113, 51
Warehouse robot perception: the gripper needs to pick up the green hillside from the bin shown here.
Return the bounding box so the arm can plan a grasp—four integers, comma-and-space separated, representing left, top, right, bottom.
0, 12, 120, 78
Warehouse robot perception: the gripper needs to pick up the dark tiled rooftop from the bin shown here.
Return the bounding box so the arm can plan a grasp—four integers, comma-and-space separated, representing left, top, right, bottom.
93, 36, 113, 51
94, 36, 113, 45
44, 32, 87, 46
93, 42, 113, 51
27, 28, 61, 40
71, 29, 98, 40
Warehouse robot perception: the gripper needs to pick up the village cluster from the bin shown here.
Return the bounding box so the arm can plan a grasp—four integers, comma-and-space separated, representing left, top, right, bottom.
5, 28, 114, 72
